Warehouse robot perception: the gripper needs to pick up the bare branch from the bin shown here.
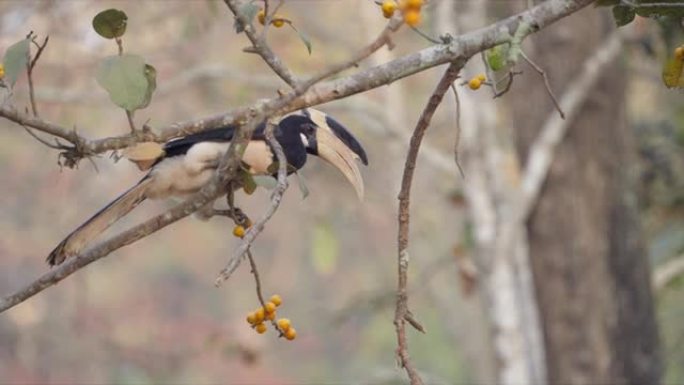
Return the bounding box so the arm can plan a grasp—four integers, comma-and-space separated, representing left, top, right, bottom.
27, 34, 49, 117
0, 105, 84, 145
224, 0, 299, 88
0, 180, 227, 313
395, 62, 463, 385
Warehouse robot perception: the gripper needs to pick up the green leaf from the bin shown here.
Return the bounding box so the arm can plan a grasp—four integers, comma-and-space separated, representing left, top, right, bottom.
311, 224, 338, 275
288, 24, 312, 55
142, 64, 157, 109
253, 175, 278, 190
662, 57, 684, 88
486, 45, 508, 72
612, 5, 636, 27
2, 38, 30, 87
234, 2, 260, 33
241, 171, 257, 195
96, 54, 156, 111
92, 9, 128, 39
295, 172, 309, 200
266, 161, 297, 175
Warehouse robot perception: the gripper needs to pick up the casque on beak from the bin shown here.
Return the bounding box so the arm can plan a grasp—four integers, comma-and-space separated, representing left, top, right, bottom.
314, 127, 365, 200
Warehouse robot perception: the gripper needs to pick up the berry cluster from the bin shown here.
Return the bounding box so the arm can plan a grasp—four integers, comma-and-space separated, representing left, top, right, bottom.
380, 0, 424, 27
467, 73, 487, 91
246, 294, 297, 340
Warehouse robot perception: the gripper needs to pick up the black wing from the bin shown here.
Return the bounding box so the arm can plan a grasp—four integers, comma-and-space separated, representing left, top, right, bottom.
163, 123, 267, 158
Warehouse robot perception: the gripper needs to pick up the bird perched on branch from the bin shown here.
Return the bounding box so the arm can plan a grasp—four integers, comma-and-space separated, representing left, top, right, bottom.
47, 109, 368, 266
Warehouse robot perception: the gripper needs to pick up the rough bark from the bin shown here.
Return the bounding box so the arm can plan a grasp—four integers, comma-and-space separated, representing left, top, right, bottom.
508, 8, 661, 384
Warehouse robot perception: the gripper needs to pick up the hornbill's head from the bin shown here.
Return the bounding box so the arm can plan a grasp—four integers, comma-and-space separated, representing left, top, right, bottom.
278, 109, 368, 200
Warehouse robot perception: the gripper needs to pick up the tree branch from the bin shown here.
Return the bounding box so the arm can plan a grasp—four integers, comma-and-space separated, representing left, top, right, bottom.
395, 62, 463, 385
215, 118, 289, 286
0, 0, 597, 314
223, 0, 299, 88
1, 0, 595, 162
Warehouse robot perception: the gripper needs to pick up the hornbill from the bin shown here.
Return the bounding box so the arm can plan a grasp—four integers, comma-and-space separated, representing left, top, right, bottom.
47, 109, 368, 266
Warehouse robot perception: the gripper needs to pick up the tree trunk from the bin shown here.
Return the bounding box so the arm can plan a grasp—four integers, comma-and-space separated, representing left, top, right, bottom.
508, 8, 662, 384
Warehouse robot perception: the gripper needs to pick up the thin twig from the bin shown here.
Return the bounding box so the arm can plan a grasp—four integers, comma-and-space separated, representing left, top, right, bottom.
215, 118, 289, 286
492, 70, 523, 98
297, 18, 402, 92
224, 0, 299, 88
27, 34, 49, 117
0, 179, 227, 313
395, 61, 463, 385
246, 250, 267, 306
520, 51, 565, 119
22, 125, 68, 150
450, 84, 465, 178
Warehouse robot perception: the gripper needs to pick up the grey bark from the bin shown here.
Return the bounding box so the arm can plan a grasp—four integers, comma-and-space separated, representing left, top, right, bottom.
507, 7, 662, 384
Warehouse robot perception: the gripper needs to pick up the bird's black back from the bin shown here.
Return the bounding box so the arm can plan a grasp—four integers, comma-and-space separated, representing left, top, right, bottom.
163, 123, 267, 158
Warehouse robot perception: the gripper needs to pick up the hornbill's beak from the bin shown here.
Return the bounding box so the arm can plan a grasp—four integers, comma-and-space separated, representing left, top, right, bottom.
302, 109, 368, 200
315, 127, 365, 200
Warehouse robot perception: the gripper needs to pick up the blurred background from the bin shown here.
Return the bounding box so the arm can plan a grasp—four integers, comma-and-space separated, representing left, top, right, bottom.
0, 1, 682, 384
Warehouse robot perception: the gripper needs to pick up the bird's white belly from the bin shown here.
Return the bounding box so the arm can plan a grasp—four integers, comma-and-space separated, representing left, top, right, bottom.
145, 141, 273, 199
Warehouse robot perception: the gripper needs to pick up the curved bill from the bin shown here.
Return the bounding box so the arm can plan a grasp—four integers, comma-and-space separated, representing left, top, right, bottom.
315, 127, 365, 200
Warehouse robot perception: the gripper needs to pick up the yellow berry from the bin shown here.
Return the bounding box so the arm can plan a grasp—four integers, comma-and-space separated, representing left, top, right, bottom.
272, 16, 285, 28
254, 308, 265, 323
403, 9, 421, 27
477, 73, 486, 82
257, 9, 266, 25
277, 318, 291, 331
246, 312, 257, 325
284, 327, 297, 340
381, 1, 397, 18
675, 46, 684, 61
269, 294, 282, 306
265, 310, 276, 321
405, 0, 423, 9
0, 64, 4, 79
233, 225, 245, 238
255, 323, 267, 334
264, 302, 277, 314
468, 78, 482, 90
